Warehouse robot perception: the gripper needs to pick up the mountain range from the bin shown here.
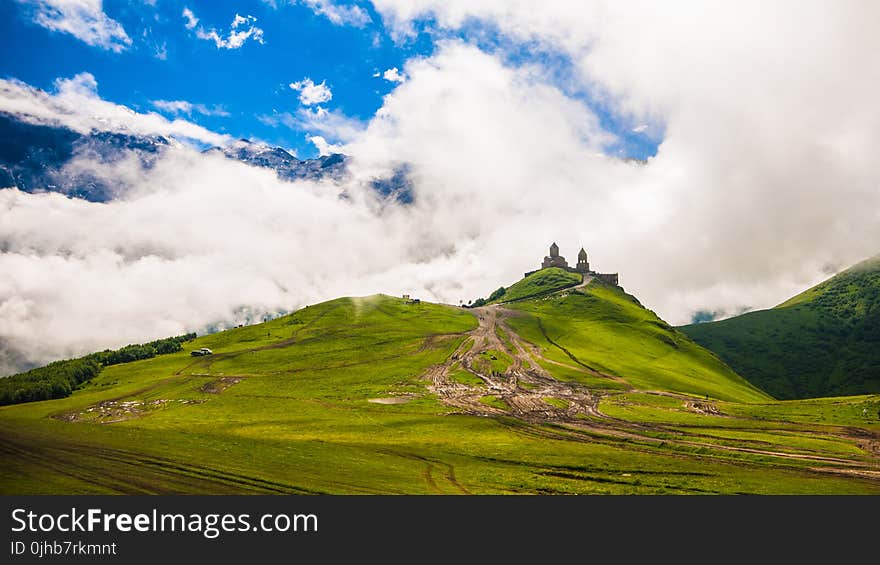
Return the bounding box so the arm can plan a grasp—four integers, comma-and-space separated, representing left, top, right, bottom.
0, 112, 409, 202
203, 139, 347, 183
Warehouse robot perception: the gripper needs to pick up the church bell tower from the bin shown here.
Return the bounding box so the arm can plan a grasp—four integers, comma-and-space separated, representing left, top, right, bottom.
576, 248, 590, 273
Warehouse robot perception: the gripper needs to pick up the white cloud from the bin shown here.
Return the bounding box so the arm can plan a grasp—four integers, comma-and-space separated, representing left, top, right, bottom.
631, 124, 648, 133
259, 105, 364, 143
0, 148, 406, 374
181, 7, 198, 30
0, 73, 230, 146
263, 1, 371, 27
382, 67, 406, 83
289, 78, 333, 105
152, 99, 230, 117
18, 0, 132, 52
300, 107, 364, 140
154, 41, 168, 60
183, 8, 265, 50
302, 1, 371, 27
308, 135, 344, 155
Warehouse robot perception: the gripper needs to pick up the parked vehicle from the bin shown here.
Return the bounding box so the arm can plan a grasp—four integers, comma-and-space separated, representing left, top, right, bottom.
190, 347, 213, 356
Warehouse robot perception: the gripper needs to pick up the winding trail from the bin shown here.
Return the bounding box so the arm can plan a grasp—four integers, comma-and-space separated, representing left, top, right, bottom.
426, 305, 607, 422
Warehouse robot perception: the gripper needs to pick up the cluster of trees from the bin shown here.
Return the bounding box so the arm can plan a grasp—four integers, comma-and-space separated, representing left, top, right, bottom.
0, 358, 101, 406
464, 287, 506, 309
488, 287, 507, 301
91, 333, 197, 366
0, 333, 197, 406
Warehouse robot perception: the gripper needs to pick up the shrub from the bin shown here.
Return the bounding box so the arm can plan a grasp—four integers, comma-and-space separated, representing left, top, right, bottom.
488, 287, 507, 301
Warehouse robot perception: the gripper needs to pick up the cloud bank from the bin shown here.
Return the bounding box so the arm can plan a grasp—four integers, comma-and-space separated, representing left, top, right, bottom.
368, 0, 880, 317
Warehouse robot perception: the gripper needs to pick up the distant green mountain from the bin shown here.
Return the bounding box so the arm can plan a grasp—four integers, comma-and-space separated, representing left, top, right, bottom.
680, 255, 880, 399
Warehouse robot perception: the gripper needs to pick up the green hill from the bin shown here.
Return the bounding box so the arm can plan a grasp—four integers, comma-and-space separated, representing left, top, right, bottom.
504, 280, 770, 403
680, 255, 880, 399
1, 286, 878, 495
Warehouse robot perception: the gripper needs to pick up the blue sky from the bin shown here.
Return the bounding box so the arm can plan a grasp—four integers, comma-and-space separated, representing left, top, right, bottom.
0, 0, 658, 159
0, 1, 425, 155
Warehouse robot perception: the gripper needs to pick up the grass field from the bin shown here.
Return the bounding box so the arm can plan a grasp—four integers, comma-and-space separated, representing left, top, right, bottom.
505, 281, 769, 402
1, 285, 878, 495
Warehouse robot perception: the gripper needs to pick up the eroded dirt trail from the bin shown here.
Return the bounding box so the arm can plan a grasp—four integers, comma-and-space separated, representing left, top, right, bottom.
426, 305, 610, 422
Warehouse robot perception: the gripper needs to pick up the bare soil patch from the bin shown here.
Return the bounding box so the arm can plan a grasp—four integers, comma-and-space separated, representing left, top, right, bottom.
56, 398, 204, 424
201, 377, 243, 394
368, 397, 411, 405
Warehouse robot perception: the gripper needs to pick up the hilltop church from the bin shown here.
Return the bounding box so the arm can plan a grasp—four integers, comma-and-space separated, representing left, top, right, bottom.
526, 242, 619, 286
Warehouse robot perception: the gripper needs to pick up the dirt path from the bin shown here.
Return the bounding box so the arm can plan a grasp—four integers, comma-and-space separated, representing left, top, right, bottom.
425, 302, 605, 423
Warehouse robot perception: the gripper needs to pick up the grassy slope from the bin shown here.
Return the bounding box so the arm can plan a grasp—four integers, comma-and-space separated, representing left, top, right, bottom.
505, 281, 770, 403
490, 268, 581, 303
680, 255, 880, 399
598, 392, 879, 457
1, 293, 878, 494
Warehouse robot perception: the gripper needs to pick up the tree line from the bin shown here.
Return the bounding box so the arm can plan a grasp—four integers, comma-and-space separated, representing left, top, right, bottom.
0, 333, 197, 406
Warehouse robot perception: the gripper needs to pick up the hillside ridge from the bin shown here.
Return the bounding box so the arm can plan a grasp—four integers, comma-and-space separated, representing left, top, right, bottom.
681, 253, 880, 399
